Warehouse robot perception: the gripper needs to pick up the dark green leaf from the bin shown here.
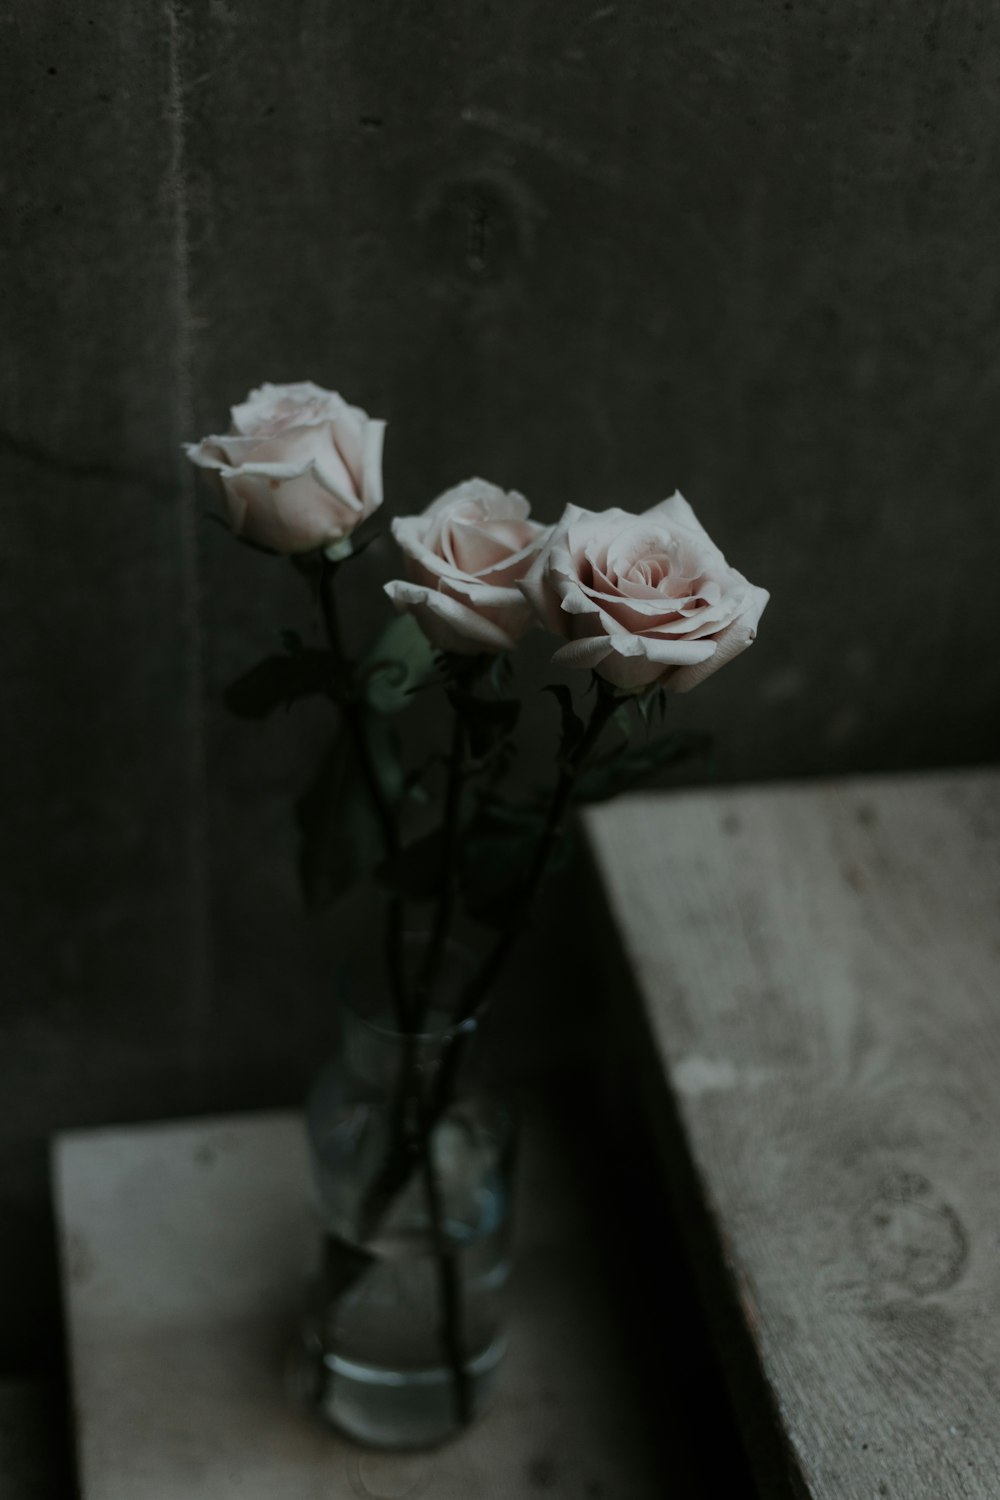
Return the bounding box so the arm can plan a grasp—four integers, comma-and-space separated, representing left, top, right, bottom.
362, 614, 437, 714
634, 684, 668, 725
488, 654, 514, 694
225, 651, 333, 719
296, 739, 381, 906
460, 797, 547, 927
455, 695, 521, 760
365, 714, 405, 804
573, 731, 710, 804
612, 703, 632, 738
296, 715, 404, 907
377, 826, 448, 901
542, 684, 584, 759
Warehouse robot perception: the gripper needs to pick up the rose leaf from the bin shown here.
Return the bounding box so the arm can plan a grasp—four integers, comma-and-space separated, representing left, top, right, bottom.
296, 740, 380, 907
225, 651, 334, 719
362, 614, 438, 715
572, 730, 711, 804
296, 717, 404, 907
542, 684, 584, 759
376, 826, 448, 902
460, 797, 547, 927
455, 696, 521, 761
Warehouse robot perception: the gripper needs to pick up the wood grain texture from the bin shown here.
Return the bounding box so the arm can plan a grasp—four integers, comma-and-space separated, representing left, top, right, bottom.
585, 770, 1000, 1498
55, 1108, 667, 1500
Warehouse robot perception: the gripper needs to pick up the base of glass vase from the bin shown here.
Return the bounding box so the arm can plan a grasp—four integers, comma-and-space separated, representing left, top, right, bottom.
300, 1322, 507, 1450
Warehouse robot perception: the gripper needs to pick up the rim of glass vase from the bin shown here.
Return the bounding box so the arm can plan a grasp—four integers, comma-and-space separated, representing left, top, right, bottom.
334, 932, 481, 1045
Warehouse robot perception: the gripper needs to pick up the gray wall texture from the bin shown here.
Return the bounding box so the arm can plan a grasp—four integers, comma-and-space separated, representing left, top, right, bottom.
2, 0, 999, 1373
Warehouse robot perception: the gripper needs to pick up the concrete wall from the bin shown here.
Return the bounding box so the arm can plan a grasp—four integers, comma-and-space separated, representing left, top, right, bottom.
3, 0, 999, 1372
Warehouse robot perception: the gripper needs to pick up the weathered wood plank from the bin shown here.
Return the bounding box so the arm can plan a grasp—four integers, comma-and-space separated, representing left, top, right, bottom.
55, 1108, 668, 1499
586, 770, 1000, 1499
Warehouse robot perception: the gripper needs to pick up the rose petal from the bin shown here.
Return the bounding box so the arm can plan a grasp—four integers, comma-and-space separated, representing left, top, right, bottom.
359, 419, 385, 511
668, 583, 770, 692
384, 579, 517, 654
550, 636, 615, 669
594, 651, 672, 691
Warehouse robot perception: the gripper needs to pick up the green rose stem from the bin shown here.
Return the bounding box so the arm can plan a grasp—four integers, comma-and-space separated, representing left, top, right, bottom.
318, 555, 409, 1029
429, 678, 619, 1110
410, 657, 483, 1032
318, 559, 471, 1427
381, 659, 483, 1429
357, 678, 619, 1238
419, 1094, 473, 1426
381, 653, 489, 1203
327, 676, 619, 1429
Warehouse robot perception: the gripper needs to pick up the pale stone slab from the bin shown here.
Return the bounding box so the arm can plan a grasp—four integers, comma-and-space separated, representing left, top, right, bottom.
585, 769, 1000, 1500
55, 1109, 665, 1499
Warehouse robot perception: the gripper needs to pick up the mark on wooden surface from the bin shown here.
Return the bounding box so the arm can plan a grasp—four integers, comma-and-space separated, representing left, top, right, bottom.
866, 1300, 957, 1385
853, 1171, 968, 1296
672, 1055, 772, 1096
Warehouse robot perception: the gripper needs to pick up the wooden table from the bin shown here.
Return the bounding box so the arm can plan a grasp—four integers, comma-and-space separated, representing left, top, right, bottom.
584, 768, 1000, 1499
54, 1108, 668, 1499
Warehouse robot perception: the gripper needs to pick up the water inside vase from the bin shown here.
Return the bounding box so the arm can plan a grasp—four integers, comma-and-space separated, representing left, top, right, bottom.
305, 1101, 515, 1449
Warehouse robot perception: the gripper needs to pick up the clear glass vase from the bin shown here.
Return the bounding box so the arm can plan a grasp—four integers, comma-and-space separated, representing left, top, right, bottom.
301, 944, 517, 1450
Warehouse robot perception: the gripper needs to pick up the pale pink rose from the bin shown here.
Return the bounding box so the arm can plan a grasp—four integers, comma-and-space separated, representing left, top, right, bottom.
519, 494, 769, 692
384, 479, 550, 654
184, 381, 385, 554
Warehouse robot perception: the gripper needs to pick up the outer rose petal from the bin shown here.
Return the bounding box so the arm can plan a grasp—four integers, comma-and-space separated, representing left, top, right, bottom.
668, 581, 769, 692
518, 542, 573, 635
218, 469, 357, 552
384, 580, 518, 654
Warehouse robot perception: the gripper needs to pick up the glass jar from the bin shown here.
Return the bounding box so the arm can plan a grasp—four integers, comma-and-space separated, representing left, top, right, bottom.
301, 944, 517, 1450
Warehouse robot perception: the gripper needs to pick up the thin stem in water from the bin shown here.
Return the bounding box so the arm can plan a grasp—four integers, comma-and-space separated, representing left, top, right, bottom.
357, 679, 620, 1234
410, 691, 468, 1032
319, 556, 409, 1028
418, 1110, 472, 1427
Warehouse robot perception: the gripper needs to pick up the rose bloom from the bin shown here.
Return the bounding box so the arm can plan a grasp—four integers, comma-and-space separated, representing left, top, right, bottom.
185, 381, 385, 554
520, 494, 769, 692
384, 479, 550, 654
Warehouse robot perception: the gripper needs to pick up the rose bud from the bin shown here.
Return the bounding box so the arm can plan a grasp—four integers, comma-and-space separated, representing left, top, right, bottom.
185, 381, 385, 554
385, 479, 550, 655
